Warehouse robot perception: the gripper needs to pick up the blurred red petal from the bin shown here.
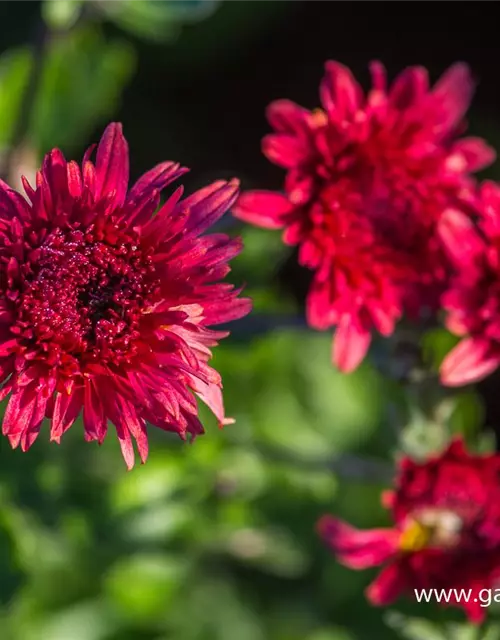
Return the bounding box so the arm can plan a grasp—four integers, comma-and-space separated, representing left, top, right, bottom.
366, 563, 406, 605
233, 190, 293, 229
317, 516, 399, 569
332, 316, 371, 373
440, 337, 500, 386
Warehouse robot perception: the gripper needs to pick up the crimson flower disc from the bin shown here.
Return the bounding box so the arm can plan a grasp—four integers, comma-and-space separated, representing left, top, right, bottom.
0, 123, 251, 468
318, 439, 500, 622
234, 61, 494, 372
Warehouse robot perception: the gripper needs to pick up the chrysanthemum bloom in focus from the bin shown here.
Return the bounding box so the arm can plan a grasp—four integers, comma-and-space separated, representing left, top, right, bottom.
0, 123, 251, 468
318, 439, 500, 622
440, 181, 500, 386
233, 61, 494, 372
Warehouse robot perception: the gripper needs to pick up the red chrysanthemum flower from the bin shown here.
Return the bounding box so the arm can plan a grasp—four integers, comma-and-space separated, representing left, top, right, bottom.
0, 123, 251, 468
440, 181, 500, 385
233, 61, 494, 372
318, 438, 500, 623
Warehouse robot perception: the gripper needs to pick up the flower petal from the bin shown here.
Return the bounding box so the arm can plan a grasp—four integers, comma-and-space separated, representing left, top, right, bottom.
463, 594, 488, 624
2, 386, 37, 446
233, 190, 293, 229
317, 516, 399, 569
183, 179, 239, 237
66, 161, 83, 199
0, 338, 18, 358
202, 295, 252, 325
117, 395, 149, 466
51, 389, 83, 443
438, 208, 484, 266
128, 162, 188, 202
95, 122, 129, 207
20, 393, 48, 451
440, 337, 500, 386
450, 138, 496, 172
83, 379, 107, 444
431, 62, 474, 133
366, 562, 406, 605
389, 66, 429, 109
262, 134, 310, 169
320, 61, 363, 120
266, 99, 311, 136
0, 181, 31, 221
369, 60, 387, 93
192, 376, 233, 427
332, 315, 371, 373
42, 148, 69, 211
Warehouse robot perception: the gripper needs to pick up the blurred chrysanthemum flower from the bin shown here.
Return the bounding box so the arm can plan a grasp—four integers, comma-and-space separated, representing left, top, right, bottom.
234, 61, 494, 372
0, 123, 251, 468
318, 438, 500, 623
440, 181, 500, 385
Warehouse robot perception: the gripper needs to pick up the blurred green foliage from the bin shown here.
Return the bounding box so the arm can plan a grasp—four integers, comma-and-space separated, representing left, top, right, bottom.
1, 235, 493, 639
0, 26, 134, 157
0, 326, 423, 640
95, 0, 220, 44
1, 1, 499, 639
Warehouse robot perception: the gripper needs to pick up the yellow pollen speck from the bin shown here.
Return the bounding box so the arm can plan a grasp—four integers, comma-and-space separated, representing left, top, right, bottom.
399, 519, 431, 553
399, 510, 463, 553
310, 109, 328, 127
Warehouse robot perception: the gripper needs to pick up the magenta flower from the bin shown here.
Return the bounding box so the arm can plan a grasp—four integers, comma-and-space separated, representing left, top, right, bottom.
440, 181, 500, 385
0, 123, 251, 468
318, 439, 500, 623
233, 61, 494, 372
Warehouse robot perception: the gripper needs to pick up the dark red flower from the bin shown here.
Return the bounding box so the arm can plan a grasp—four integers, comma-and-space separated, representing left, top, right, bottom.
318, 439, 500, 622
0, 123, 251, 468
440, 181, 500, 386
233, 61, 494, 372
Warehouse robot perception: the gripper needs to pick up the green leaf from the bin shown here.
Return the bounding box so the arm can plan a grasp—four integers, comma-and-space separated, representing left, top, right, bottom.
482, 624, 500, 640
216, 331, 387, 459
30, 26, 135, 154
307, 629, 356, 640
109, 454, 182, 514
1, 28, 135, 162
23, 601, 121, 640
225, 526, 309, 578
104, 554, 187, 622
42, 0, 84, 31
448, 391, 485, 441
171, 578, 264, 640
385, 612, 447, 640
421, 327, 460, 371
0, 48, 30, 148
95, 0, 220, 44
477, 429, 497, 455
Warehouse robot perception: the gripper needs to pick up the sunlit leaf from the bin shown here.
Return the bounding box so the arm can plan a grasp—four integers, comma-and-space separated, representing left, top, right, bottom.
104, 554, 187, 621
42, 0, 84, 31
0, 48, 30, 148
385, 612, 447, 640
31, 27, 135, 153
95, 0, 220, 43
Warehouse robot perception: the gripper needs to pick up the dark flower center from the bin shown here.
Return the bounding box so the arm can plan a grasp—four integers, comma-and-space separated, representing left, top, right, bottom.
15, 224, 159, 367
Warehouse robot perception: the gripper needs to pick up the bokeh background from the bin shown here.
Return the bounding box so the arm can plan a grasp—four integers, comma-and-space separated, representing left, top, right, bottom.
1, 2, 500, 639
